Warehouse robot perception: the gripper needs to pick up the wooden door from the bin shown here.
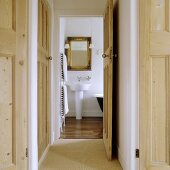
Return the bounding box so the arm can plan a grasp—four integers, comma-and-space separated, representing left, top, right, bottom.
38, 0, 50, 160
0, 0, 27, 170
103, 0, 113, 160
140, 0, 170, 169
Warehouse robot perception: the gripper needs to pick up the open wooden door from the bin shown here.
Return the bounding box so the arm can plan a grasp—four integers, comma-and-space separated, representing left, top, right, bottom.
0, 0, 28, 169
38, 0, 51, 160
103, 0, 113, 160
140, 0, 170, 169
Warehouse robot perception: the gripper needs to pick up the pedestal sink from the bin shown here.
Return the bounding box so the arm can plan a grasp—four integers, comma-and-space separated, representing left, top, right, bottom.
68, 82, 91, 119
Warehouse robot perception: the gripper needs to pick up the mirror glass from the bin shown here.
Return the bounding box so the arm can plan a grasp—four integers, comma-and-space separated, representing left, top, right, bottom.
71, 41, 88, 67
65, 37, 92, 71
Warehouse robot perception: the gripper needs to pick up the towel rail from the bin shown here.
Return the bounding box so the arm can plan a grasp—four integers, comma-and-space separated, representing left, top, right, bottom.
60, 53, 68, 132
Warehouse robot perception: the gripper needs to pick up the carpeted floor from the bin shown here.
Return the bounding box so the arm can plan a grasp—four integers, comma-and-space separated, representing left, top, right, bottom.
39, 139, 122, 170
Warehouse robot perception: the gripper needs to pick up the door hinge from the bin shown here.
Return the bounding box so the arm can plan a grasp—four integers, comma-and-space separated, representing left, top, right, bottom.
26, 148, 28, 158
135, 149, 139, 158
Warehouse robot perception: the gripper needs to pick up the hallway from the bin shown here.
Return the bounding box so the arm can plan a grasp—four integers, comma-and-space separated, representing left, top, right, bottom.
39, 139, 122, 170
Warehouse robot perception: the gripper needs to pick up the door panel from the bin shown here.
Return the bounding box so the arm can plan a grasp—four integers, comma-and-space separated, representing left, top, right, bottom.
0, 55, 14, 169
151, 56, 169, 163
104, 66, 109, 138
103, 0, 113, 160
140, 0, 170, 169
38, 0, 50, 160
0, 0, 15, 30
0, 0, 27, 169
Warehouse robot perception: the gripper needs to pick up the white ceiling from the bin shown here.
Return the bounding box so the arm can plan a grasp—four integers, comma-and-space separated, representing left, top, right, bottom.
53, 0, 107, 10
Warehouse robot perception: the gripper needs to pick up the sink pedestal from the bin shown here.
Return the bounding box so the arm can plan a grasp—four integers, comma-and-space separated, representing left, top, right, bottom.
67, 82, 91, 120
75, 91, 83, 119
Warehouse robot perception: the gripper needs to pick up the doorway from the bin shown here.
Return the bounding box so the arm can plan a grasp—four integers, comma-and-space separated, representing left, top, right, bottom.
58, 17, 104, 140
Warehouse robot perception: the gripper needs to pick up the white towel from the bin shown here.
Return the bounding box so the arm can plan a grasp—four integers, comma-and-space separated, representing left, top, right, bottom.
63, 84, 69, 115
63, 54, 68, 82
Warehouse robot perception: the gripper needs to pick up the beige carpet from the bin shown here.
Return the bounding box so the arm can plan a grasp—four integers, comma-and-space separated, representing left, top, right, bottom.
39, 139, 122, 170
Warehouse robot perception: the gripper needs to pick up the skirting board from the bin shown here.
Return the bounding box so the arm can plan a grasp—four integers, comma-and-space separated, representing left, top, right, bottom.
38, 144, 50, 167
66, 111, 103, 117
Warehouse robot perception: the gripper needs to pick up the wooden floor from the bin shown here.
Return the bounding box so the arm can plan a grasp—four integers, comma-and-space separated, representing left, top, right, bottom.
60, 117, 103, 139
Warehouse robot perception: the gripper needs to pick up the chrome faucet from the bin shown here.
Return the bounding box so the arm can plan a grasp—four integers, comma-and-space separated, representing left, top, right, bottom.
77, 76, 91, 81
86, 76, 91, 81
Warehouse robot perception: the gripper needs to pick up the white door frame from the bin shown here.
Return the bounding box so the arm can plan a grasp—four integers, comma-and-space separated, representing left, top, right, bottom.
28, 0, 38, 170
129, 0, 139, 169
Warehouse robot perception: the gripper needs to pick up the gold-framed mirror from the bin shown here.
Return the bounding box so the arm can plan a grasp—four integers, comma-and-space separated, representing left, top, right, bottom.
65, 37, 92, 71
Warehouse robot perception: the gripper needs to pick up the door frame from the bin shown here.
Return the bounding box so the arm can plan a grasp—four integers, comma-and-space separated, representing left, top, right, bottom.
116, 0, 139, 169
28, 0, 38, 170
52, 12, 104, 140
129, 0, 139, 169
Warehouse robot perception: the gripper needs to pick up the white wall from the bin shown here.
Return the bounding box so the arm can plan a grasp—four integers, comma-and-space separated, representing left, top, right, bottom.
118, 0, 138, 170
60, 17, 103, 117
59, 18, 66, 53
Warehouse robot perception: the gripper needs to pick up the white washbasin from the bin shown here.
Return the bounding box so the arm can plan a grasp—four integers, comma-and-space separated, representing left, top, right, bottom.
68, 82, 91, 91
67, 82, 91, 119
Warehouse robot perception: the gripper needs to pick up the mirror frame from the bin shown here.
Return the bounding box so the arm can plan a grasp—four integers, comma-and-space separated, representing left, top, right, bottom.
65, 37, 92, 71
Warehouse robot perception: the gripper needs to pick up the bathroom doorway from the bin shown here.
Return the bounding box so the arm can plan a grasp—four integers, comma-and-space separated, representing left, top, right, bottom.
59, 17, 104, 139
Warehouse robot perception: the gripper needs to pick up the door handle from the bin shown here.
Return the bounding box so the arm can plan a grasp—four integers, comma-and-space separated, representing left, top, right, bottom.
47, 56, 52, 60
102, 54, 109, 58
102, 53, 112, 60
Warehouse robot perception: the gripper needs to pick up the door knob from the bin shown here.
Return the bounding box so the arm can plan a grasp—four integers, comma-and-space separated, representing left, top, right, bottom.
102, 54, 109, 58
47, 56, 52, 60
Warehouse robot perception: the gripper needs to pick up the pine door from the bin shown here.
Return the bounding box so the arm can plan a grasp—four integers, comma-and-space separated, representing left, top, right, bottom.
140, 0, 170, 169
0, 0, 27, 169
38, 0, 50, 160
103, 0, 113, 160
